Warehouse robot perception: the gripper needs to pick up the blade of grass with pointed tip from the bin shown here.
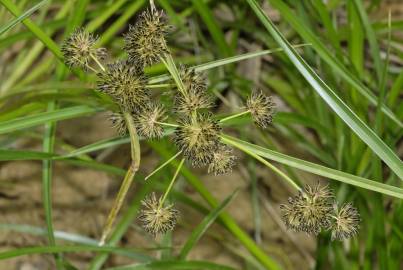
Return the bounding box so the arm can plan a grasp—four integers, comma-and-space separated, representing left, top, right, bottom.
246, 0, 403, 180
0, 0, 47, 36
149, 44, 309, 84
0, 245, 153, 262
0, 105, 101, 134
267, 0, 402, 127
105, 261, 237, 270
222, 135, 403, 199
179, 189, 238, 260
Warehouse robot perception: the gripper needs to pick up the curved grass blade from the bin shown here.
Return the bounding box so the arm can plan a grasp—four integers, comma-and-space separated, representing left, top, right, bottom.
179, 189, 239, 260
105, 261, 238, 270
267, 0, 401, 127
222, 135, 403, 199
0, 105, 101, 135
0, 0, 63, 60
0, 0, 48, 36
0, 245, 153, 262
149, 45, 309, 84
0, 223, 98, 245
246, 0, 403, 180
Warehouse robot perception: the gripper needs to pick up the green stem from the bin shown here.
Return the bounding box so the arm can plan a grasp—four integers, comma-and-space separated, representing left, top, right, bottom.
90, 53, 105, 72
219, 110, 250, 123
155, 121, 179, 128
145, 151, 182, 181
160, 54, 186, 94
159, 158, 185, 208
99, 112, 140, 245
221, 135, 301, 191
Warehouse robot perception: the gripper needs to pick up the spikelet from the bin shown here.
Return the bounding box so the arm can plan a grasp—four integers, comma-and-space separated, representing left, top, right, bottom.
174, 67, 212, 114
124, 9, 169, 67
139, 193, 179, 236
330, 203, 360, 241
174, 113, 221, 167
97, 60, 149, 111
135, 102, 167, 139
280, 184, 334, 235
208, 144, 236, 175
109, 112, 128, 136
246, 91, 275, 129
61, 28, 106, 70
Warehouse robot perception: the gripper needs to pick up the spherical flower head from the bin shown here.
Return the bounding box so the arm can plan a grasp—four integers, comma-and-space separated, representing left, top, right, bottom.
174, 68, 212, 114
246, 91, 275, 129
280, 183, 334, 235
97, 61, 149, 111
124, 9, 169, 67
139, 193, 179, 236
330, 203, 360, 241
208, 144, 236, 175
61, 28, 106, 70
135, 102, 167, 139
295, 184, 334, 235
109, 112, 127, 136
174, 113, 221, 167
280, 197, 303, 231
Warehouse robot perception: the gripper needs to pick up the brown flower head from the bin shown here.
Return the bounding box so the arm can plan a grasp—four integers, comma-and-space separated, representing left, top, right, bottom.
61, 28, 106, 70
139, 193, 179, 236
97, 60, 148, 111
124, 9, 170, 67
246, 91, 275, 129
135, 102, 167, 139
174, 67, 212, 114
174, 113, 221, 167
208, 144, 236, 175
331, 203, 360, 241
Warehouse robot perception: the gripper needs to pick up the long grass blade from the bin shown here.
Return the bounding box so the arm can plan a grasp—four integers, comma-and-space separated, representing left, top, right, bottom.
222, 135, 403, 199
0, 0, 48, 36
246, 0, 403, 180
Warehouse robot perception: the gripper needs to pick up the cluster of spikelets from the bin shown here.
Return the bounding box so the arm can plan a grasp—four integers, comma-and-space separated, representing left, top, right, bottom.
280, 183, 360, 241
62, 8, 275, 237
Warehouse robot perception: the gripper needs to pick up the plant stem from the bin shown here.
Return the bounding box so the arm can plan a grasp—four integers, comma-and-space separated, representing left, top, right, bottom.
155, 121, 179, 128
159, 158, 185, 208
221, 135, 301, 191
145, 151, 182, 181
99, 112, 140, 245
90, 53, 105, 72
219, 110, 250, 123
160, 54, 186, 94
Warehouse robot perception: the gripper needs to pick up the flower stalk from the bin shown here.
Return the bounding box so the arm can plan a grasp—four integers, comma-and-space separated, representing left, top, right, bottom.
99, 112, 141, 245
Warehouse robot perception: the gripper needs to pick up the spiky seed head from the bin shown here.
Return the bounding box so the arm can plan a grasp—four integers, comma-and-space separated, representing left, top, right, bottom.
124, 9, 169, 67
97, 61, 149, 111
280, 198, 303, 231
139, 193, 179, 236
330, 203, 360, 241
135, 102, 167, 139
246, 91, 275, 129
174, 113, 221, 167
109, 112, 127, 136
208, 144, 236, 175
280, 183, 334, 235
295, 184, 334, 235
174, 67, 211, 114
61, 28, 106, 70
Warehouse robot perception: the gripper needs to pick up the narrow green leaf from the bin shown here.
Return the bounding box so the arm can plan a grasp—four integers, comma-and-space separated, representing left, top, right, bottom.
222, 135, 403, 199
267, 0, 402, 127
179, 190, 238, 259
246, 0, 403, 179
0, 0, 63, 60
0, 105, 101, 134
0, 0, 48, 36
105, 260, 237, 270
0, 245, 152, 261
149, 45, 309, 84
